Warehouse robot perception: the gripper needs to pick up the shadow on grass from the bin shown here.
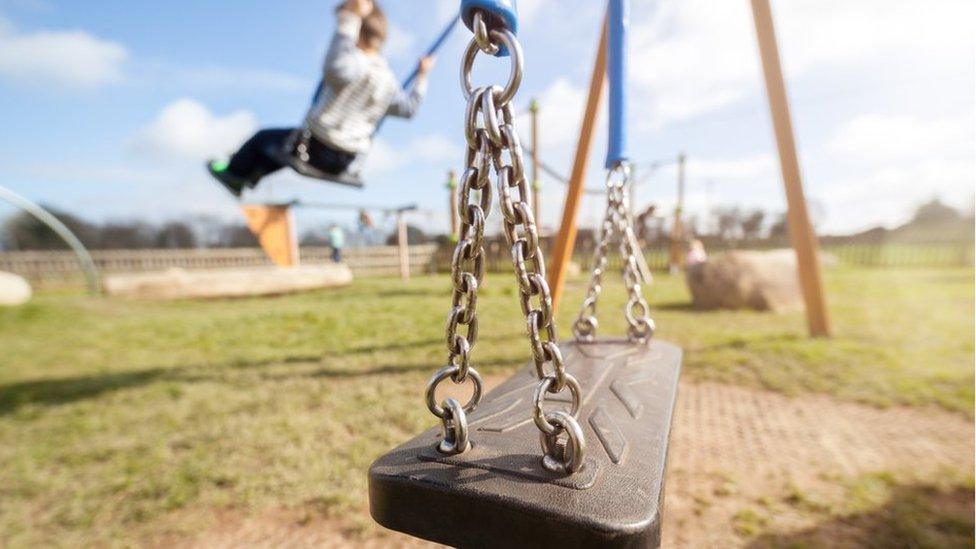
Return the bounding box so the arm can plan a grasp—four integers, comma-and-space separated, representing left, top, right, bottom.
0, 333, 525, 415
653, 301, 700, 312
748, 483, 974, 549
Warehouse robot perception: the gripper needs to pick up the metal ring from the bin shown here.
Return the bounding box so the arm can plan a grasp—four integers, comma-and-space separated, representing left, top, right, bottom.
426, 365, 484, 419
464, 87, 488, 149
573, 316, 598, 342
437, 397, 471, 454
481, 86, 505, 147
448, 334, 472, 381
625, 297, 651, 328
540, 411, 587, 475
628, 317, 656, 343
461, 29, 523, 106
446, 305, 479, 348
532, 373, 582, 436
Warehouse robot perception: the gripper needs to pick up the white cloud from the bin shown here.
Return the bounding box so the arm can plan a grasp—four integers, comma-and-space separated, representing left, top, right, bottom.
684, 154, 777, 180
0, 14, 128, 87
519, 77, 586, 148
365, 133, 462, 177
820, 113, 974, 231
631, 0, 976, 127
130, 98, 257, 162
819, 160, 974, 232
827, 114, 971, 162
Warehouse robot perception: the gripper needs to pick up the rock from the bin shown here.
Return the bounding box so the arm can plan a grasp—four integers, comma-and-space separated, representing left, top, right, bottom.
103, 265, 353, 300
685, 249, 803, 312
0, 271, 31, 306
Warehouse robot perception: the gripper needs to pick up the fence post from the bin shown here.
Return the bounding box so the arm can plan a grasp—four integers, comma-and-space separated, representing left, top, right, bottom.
397, 212, 410, 281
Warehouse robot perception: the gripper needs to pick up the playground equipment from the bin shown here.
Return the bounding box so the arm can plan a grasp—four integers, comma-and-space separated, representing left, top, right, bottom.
241, 200, 420, 280
548, 0, 831, 338
269, 16, 461, 188
369, 2, 681, 546
0, 184, 100, 294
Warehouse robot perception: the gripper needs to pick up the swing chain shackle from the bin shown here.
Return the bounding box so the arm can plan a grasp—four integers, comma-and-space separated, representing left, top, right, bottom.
573, 163, 656, 343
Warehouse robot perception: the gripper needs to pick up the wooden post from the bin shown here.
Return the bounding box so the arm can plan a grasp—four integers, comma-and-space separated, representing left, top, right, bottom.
397, 212, 410, 281
447, 170, 459, 239
548, 14, 609, 313
750, 0, 831, 337
530, 99, 542, 227
668, 152, 686, 274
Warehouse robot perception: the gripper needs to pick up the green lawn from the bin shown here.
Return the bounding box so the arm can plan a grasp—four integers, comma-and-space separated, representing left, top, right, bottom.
0, 267, 972, 545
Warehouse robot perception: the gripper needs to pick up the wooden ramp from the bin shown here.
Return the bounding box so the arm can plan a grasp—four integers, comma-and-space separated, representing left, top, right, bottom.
103, 265, 352, 300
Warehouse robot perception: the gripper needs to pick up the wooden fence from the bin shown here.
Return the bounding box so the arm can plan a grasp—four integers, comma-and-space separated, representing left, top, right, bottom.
1, 241, 970, 290
434, 239, 974, 274
0, 245, 440, 288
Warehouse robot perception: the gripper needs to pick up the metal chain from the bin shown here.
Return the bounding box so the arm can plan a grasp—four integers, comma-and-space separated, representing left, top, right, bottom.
425, 12, 586, 475
573, 163, 656, 343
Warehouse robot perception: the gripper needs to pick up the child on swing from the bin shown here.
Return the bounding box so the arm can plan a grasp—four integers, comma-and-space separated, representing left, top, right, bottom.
208, 0, 436, 196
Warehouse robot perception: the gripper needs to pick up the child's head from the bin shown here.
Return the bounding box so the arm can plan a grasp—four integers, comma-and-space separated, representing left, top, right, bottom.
358, 5, 387, 52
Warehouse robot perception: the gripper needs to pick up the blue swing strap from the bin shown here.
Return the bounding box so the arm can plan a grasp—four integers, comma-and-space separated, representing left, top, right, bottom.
606, 0, 629, 169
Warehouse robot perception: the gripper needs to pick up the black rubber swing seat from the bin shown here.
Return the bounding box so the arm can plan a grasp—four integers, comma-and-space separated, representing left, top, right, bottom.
265, 144, 365, 189
369, 338, 682, 548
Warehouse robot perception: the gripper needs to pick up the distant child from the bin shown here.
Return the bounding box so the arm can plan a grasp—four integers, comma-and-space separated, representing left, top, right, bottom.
686, 239, 707, 267
328, 225, 346, 263
207, 0, 436, 196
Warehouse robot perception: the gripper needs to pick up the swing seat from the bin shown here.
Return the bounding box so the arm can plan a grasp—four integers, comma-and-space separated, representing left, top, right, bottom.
265, 143, 365, 189
369, 338, 682, 549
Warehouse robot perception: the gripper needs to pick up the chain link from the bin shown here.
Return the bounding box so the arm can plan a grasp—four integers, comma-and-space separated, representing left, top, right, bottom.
573, 164, 656, 343
424, 12, 586, 475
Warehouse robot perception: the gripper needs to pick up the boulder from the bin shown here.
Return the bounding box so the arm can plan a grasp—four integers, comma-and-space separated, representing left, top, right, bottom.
685, 249, 803, 312
0, 271, 31, 306
103, 265, 353, 300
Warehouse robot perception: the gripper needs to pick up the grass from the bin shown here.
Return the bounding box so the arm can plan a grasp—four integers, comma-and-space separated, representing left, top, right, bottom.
0, 267, 972, 545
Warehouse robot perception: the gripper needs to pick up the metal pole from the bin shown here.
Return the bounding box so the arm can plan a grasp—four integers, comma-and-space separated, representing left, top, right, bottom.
668, 152, 686, 274
530, 99, 542, 228
751, 0, 831, 337
397, 212, 410, 281
447, 170, 459, 240
0, 185, 101, 294
548, 12, 609, 313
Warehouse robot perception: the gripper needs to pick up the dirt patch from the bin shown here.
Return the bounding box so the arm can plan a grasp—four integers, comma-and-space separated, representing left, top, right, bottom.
663, 382, 974, 547
173, 381, 973, 548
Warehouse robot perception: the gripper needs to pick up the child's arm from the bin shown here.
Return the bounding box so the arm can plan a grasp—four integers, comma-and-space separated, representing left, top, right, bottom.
386, 80, 428, 119
386, 56, 435, 119
322, 9, 366, 88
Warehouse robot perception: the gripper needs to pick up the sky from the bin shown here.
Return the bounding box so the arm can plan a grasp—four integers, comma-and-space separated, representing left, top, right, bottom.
0, 0, 973, 236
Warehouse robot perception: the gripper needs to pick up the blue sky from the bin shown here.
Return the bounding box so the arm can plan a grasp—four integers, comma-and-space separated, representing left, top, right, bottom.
0, 0, 973, 236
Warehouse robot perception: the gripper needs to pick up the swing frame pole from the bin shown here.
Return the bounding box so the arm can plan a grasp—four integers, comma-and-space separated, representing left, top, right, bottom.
750, 0, 831, 338
548, 11, 609, 313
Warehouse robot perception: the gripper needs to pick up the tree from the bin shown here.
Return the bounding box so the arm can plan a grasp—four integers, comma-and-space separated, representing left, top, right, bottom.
386, 225, 429, 246
155, 222, 197, 248
741, 210, 766, 241
768, 212, 789, 241
713, 207, 743, 241
911, 199, 959, 225
97, 222, 156, 249
1, 206, 98, 250
217, 224, 259, 248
